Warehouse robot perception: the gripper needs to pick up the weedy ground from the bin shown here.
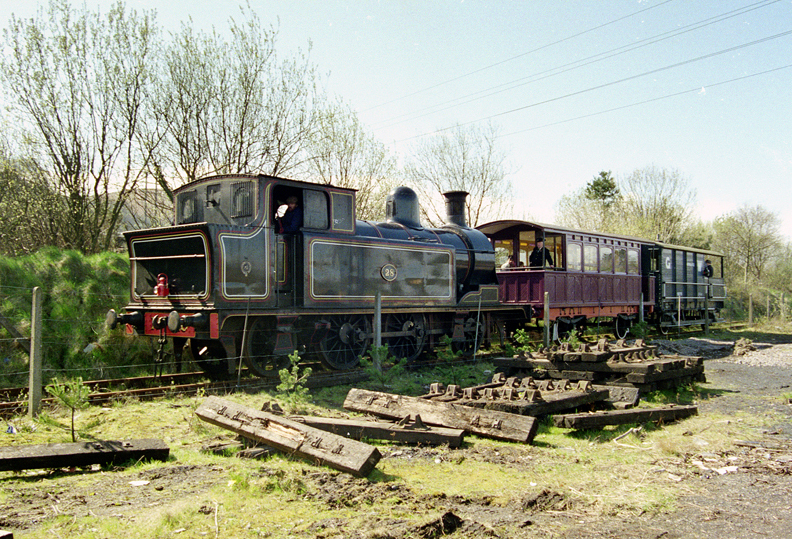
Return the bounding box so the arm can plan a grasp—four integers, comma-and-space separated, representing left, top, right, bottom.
1, 324, 791, 538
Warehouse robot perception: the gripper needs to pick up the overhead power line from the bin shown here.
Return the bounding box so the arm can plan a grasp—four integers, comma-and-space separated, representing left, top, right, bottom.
502, 63, 792, 137
396, 29, 792, 143
362, 0, 678, 112
373, 0, 781, 130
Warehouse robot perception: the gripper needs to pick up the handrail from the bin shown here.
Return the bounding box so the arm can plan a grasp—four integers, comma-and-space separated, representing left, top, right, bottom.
130, 254, 206, 261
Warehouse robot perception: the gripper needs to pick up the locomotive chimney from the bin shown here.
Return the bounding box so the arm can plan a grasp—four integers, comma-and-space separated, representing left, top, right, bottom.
443, 191, 469, 228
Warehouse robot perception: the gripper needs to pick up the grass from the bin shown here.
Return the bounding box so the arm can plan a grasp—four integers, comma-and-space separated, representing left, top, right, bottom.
4, 364, 787, 539
4, 321, 791, 537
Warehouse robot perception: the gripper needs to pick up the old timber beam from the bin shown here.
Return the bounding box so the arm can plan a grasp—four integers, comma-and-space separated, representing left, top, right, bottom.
553, 405, 698, 429
0, 439, 169, 472
344, 388, 539, 444
195, 396, 380, 477
293, 416, 465, 448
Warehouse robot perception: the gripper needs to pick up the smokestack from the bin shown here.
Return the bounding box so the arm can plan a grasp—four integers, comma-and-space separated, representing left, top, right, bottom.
443, 191, 468, 227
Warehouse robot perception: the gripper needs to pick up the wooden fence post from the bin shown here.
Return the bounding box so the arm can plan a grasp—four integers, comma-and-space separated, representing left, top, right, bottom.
704, 285, 710, 335
28, 287, 43, 419
543, 292, 550, 349
748, 293, 754, 325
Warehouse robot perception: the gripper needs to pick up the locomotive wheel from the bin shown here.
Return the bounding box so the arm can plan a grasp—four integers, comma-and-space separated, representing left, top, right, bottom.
615, 316, 630, 339
319, 314, 371, 370
384, 312, 427, 363
243, 317, 289, 378
451, 316, 484, 357
190, 339, 231, 380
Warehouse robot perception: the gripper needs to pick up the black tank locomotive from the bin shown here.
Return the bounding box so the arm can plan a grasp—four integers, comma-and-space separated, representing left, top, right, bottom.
107, 174, 512, 377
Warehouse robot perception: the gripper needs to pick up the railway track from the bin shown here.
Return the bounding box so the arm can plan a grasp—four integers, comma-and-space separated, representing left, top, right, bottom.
0, 367, 371, 420
0, 322, 738, 420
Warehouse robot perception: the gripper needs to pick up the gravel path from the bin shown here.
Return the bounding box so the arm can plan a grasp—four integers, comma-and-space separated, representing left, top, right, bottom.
599, 335, 792, 539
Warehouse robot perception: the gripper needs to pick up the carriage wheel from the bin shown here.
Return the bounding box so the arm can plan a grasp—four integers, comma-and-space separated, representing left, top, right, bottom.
658, 313, 673, 335
451, 316, 484, 357
243, 317, 290, 378
190, 339, 231, 380
615, 316, 631, 339
319, 314, 371, 370
554, 318, 575, 340
383, 312, 427, 363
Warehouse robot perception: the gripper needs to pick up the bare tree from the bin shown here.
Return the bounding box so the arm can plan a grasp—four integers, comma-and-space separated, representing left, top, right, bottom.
0, 147, 63, 255
616, 165, 696, 243
307, 101, 398, 220
766, 242, 792, 303
403, 123, 512, 227
714, 204, 781, 284
152, 8, 324, 186
0, 0, 158, 253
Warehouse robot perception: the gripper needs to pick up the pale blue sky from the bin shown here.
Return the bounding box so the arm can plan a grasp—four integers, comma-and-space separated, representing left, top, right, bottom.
4, 0, 792, 239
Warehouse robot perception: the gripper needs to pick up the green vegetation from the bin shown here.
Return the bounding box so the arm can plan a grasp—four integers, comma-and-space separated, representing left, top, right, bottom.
44, 377, 92, 442
1, 355, 787, 539
358, 345, 411, 393
0, 248, 156, 387
630, 320, 651, 339
276, 351, 312, 412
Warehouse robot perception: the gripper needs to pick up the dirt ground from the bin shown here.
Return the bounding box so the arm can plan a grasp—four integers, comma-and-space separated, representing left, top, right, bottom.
1, 334, 791, 538
539, 336, 792, 539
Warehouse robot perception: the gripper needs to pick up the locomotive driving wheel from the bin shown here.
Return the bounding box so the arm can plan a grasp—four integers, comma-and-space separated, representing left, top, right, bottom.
190, 339, 230, 380
243, 317, 290, 378
319, 314, 371, 370
383, 312, 427, 363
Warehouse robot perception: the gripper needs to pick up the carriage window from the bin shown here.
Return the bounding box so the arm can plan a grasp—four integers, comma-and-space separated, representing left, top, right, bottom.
712, 257, 723, 278
584, 245, 598, 272
331, 191, 354, 232
304, 189, 329, 229
178, 190, 199, 224
231, 181, 254, 218
600, 246, 613, 273
206, 184, 222, 209
567, 243, 582, 271
545, 235, 563, 269
494, 239, 511, 268
615, 247, 627, 274
627, 249, 639, 274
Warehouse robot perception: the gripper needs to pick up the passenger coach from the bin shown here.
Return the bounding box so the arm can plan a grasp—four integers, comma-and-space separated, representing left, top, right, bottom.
477, 221, 725, 337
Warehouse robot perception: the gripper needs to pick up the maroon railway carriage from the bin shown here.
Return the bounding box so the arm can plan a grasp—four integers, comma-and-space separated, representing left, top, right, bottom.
477, 220, 655, 338
477, 220, 726, 337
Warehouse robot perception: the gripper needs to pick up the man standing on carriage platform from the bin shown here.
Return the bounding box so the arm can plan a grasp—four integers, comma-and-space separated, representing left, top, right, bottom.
529, 237, 554, 268
701, 259, 714, 278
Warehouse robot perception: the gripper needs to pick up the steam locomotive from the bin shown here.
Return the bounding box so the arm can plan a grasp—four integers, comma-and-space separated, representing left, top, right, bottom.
107, 173, 725, 378
107, 174, 518, 378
